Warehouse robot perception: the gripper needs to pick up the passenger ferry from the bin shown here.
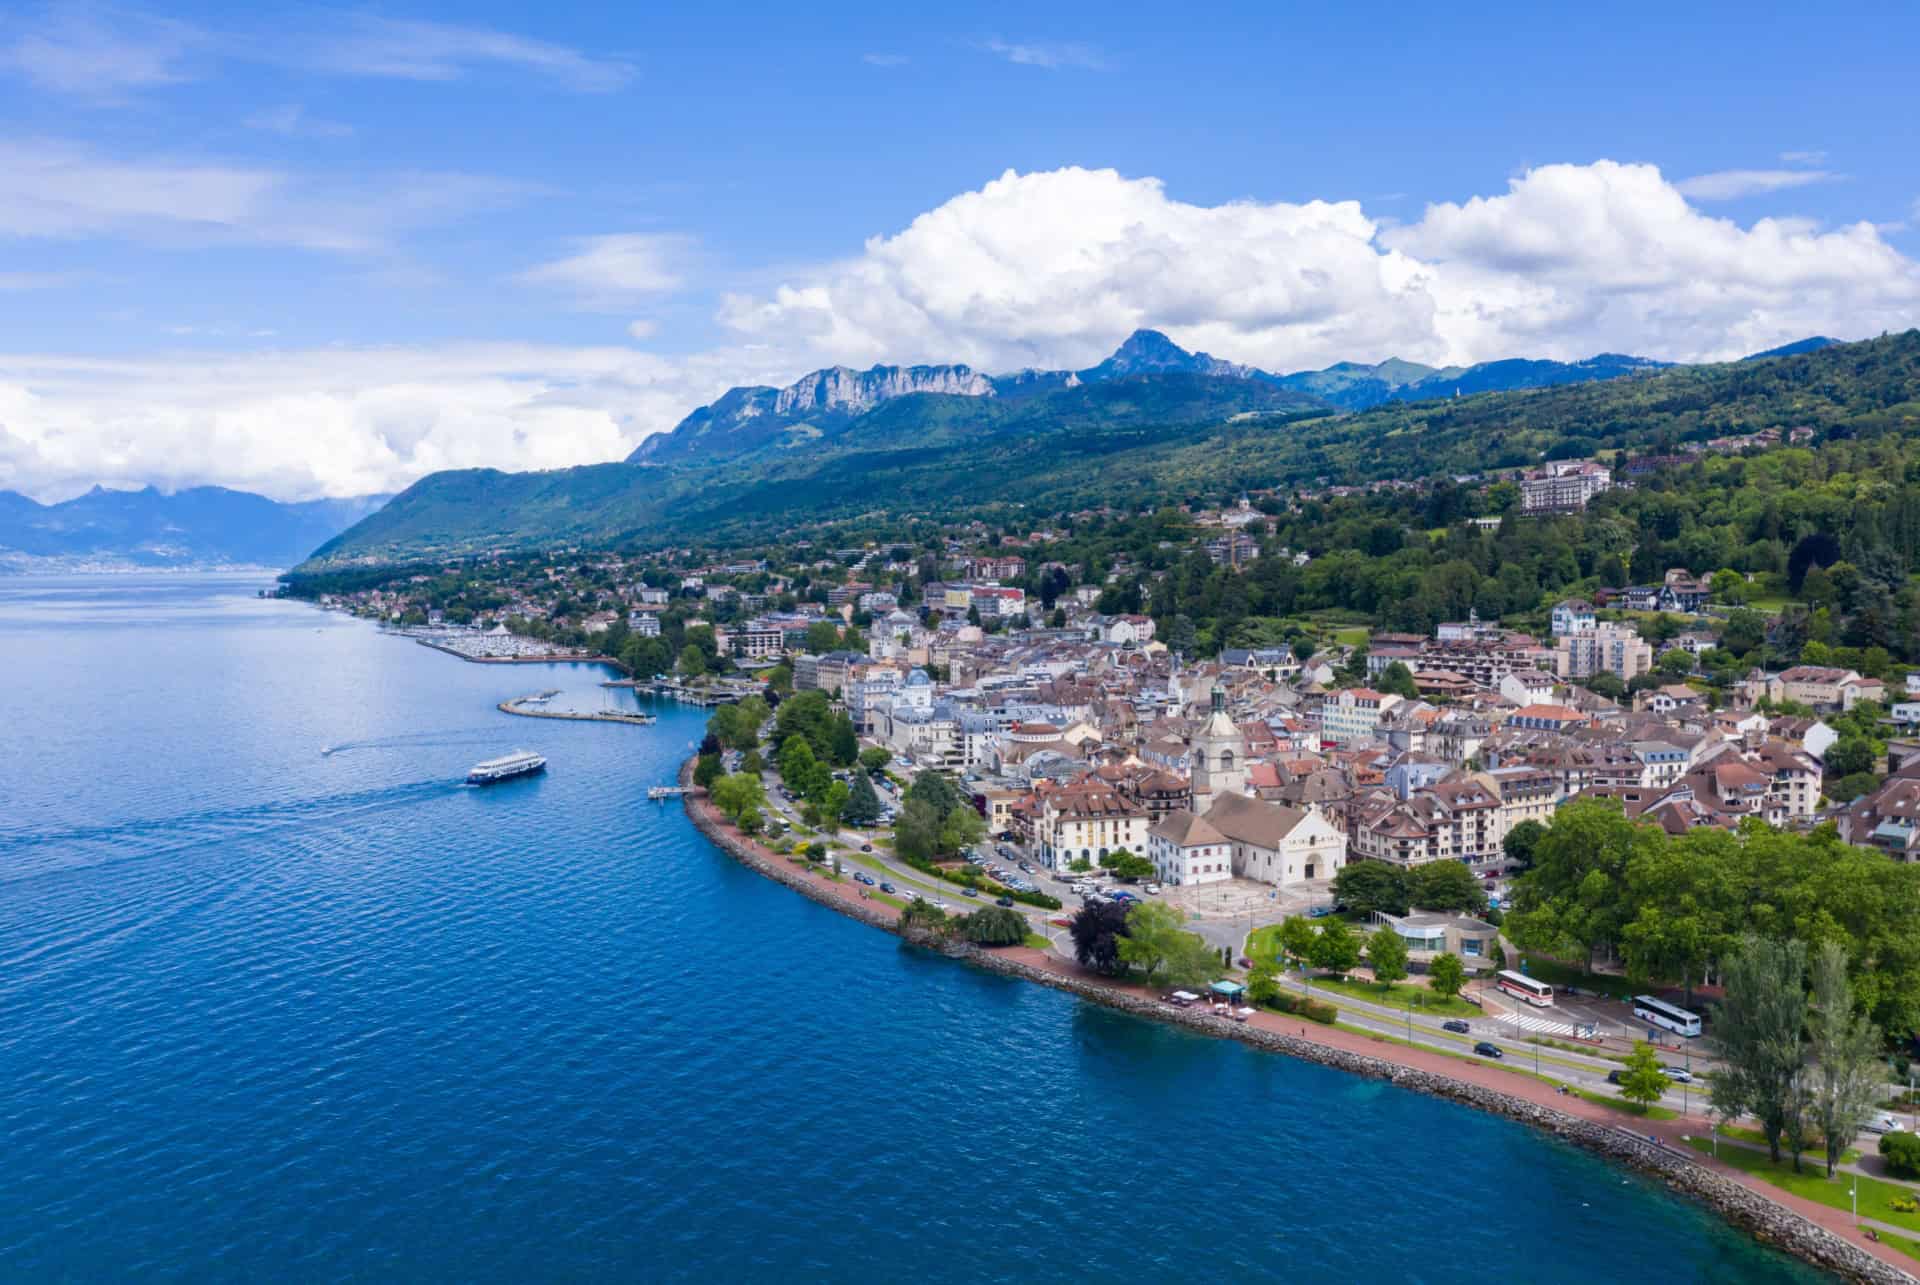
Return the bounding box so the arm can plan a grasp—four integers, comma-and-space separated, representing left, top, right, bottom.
467, 750, 547, 785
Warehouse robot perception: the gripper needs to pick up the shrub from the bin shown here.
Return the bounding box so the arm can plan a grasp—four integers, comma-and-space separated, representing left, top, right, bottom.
1881, 1130, 1920, 1180
1262, 990, 1337, 1024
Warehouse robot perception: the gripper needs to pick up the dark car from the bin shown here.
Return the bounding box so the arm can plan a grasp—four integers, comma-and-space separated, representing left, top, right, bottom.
860, 843, 873, 852
962, 886, 979, 897
995, 896, 1014, 908
1607, 1069, 1624, 1085
1473, 1042, 1503, 1059
879, 882, 895, 894
1442, 1020, 1471, 1035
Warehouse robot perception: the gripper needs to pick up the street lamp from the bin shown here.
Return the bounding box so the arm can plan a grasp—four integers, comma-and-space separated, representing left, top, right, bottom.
1851, 1181, 1858, 1222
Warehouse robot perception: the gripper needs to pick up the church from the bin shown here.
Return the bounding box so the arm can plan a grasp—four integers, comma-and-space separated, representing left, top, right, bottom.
1144, 687, 1348, 888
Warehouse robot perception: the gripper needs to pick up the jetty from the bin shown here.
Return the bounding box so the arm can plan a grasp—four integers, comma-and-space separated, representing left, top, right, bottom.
624, 677, 756, 707
647, 785, 689, 800
499, 692, 658, 725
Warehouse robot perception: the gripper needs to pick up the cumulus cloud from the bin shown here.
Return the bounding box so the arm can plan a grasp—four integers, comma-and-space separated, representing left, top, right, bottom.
721, 162, 1920, 373
1675, 167, 1841, 201
519, 234, 692, 305
9, 160, 1920, 502
0, 344, 788, 503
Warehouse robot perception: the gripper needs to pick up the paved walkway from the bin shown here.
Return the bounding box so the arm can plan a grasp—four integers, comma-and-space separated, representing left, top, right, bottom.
691, 792, 1918, 1281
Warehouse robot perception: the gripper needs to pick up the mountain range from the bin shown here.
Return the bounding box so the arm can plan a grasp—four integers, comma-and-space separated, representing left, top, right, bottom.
298, 328, 1918, 571
630, 328, 1674, 463
0, 486, 390, 572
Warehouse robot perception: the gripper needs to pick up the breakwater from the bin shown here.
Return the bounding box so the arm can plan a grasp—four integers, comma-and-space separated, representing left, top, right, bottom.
680, 759, 1915, 1285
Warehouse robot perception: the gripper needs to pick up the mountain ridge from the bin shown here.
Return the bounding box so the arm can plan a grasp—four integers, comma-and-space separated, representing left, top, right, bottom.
1, 485, 390, 572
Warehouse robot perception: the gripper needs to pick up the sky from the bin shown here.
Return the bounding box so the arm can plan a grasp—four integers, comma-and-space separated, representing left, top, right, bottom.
1, 1, 1918, 503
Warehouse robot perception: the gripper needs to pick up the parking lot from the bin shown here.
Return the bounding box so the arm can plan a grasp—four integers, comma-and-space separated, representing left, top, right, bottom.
1160, 876, 1332, 925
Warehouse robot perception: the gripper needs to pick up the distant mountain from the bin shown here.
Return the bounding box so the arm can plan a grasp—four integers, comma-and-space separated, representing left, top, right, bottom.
0, 485, 390, 572
632, 328, 1679, 462
1745, 336, 1842, 361
304, 331, 1920, 570
631, 363, 997, 462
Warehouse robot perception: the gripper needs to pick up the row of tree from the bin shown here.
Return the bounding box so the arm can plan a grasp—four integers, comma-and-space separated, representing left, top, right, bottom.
1509, 801, 1920, 1042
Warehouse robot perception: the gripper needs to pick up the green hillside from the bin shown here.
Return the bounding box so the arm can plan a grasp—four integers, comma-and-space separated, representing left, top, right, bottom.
303, 332, 1920, 568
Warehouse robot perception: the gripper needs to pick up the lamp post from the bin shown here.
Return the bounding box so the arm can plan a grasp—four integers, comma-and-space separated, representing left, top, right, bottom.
1851, 1181, 1858, 1223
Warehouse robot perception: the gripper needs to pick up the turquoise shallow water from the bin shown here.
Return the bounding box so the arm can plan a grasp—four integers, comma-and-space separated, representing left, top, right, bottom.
0, 575, 1825, 1282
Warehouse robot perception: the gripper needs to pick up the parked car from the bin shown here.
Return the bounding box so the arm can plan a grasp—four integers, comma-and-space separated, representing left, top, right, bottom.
1143, 883, 1163, 895
1865, 1113, 1903, 1134
1473, 1042, 1504, 1059
1442, 1020, 1471, 1035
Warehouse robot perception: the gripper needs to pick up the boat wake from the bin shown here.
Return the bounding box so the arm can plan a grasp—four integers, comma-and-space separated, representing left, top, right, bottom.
0, 779, 461, 886
320, 726, 502, 757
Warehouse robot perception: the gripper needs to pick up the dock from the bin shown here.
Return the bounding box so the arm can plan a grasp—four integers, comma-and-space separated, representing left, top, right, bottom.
647, 785, 689, 800
499, 693, 658, 725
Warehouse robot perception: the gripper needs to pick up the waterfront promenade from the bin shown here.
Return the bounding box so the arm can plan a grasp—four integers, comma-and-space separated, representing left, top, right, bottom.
682, 779, 1919, 1284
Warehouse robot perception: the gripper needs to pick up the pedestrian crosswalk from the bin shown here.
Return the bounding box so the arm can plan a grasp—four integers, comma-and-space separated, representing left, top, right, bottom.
1496, 1010, 1579, 1037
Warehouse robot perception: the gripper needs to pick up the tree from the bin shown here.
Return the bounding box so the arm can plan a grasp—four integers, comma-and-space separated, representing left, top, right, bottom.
1376, 660, 1420, 699
830, 713, 859, 766
1882, 1132, 1920, 1181
1619, 1040, 1671, 1111
709, 772, 766, 822
804, 620, 841, 654
1277, 916, 1319, 968
1100, 848, 1156, 881
1656, 648, 1696, 677
1429, 952, 1466, 1000
905, 770, 960, 817
1410, 860, 1489, 914
1247, 964, 1282, 1006
1711, 936, 1809, 1164
1070, 899, 1132, 975
858, 746, 892, 773
961, 905, 1028, 946
1806, 941, 1883, 1178
894, 797, 942, 863
1333, 861, 1409, 917
901, 897, 951, 937
678, 643, 708, 677
1825, 736, 1876, 778
1366, 924, 1410, 988
1118, 902, 1216, 988
938, 803, 987, 856
820, 779, 850, 831
1502, 819, 1546, 871
842, 772, 883, 827
778, 734, 819, 794
1307, 918, 1361, 976
738, 806, 765, 838
692, 752, 723, 789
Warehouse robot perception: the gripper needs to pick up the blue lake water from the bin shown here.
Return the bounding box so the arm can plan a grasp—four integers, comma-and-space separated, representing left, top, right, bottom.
0, 574, 1824, 1282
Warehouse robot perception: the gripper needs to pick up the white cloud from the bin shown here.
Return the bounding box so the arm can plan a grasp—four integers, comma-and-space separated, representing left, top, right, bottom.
519, 234, 692, 305
862, 52, 909, 67
626, 319, 660, 340
0, 343, 784, 503
721, 162, 1920, 374
9, 161, 1920, 503
0, 138, 532, 253
1674, 168, 1840, 201
244, 104, 353, 139
980, 39, 1105, 70
1780, 150, 1829, 166
0, 5, 198, 95
293, 16, 633, 91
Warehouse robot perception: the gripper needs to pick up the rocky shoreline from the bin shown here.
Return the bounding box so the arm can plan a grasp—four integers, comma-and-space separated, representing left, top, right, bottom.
678, 764, 1914, 1285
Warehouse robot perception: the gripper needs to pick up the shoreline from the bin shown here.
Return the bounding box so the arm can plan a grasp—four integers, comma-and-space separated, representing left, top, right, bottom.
676, 756, 1915, 1285
413, 638, 626, 669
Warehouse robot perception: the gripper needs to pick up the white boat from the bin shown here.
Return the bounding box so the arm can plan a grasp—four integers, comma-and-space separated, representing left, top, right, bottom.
467, 750, 547, 785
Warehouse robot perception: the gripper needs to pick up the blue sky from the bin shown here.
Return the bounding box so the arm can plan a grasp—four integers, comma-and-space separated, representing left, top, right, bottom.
1, 1, 1917, 500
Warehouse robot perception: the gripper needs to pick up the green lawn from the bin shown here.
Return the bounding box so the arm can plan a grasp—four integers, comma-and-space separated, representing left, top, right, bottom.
1331, 1023, 1676, 1118
1685, 1138, 1920, 1231
1871, 1228, 1920, 1266
1719, 1124, 1859, 1164
1024, 933, 1051, 950
1305, 973, 1481, 1018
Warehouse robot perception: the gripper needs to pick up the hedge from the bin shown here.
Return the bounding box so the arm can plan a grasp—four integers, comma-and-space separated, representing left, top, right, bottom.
1263, 991, 1339, 1025
1882, 1130, 1920, 1180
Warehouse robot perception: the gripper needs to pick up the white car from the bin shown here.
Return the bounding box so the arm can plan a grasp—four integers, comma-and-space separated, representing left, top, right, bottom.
1865, 1113, 1904, 1134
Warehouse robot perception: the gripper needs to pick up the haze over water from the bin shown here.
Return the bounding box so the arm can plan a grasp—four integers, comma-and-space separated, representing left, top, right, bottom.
0, 575, 1823, 1282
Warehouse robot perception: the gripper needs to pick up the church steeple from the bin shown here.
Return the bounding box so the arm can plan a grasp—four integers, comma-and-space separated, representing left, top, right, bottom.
1191, 684, 1248, 804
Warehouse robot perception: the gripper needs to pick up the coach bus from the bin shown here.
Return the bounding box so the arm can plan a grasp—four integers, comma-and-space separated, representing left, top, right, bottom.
1495, 970, 1554, 1007
1632, 994, 1702, 1038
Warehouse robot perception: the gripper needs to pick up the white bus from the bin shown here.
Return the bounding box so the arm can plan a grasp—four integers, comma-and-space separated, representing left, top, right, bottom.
1632, 994, 1702, 1038
1495, 970, 1554, 1007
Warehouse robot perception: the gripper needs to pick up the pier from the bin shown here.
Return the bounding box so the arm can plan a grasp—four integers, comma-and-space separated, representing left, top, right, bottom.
499, 692, 658, 725
613, 677, 755, 707
647, 785, 689, 799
